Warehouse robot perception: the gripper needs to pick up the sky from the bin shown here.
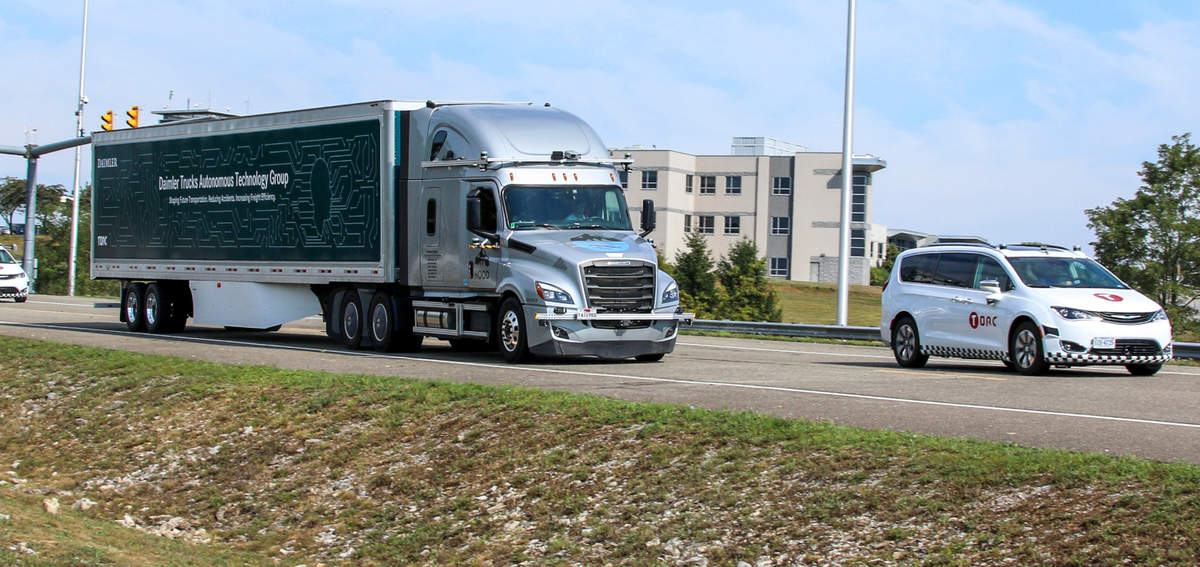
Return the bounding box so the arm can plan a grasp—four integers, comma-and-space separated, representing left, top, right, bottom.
2, 0, 1198, 250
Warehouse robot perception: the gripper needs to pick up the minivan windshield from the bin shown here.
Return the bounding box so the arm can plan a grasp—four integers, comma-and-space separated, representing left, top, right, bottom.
0, 248, 16, 264
503, 185, 632, 231
1007, 256, 1128, 289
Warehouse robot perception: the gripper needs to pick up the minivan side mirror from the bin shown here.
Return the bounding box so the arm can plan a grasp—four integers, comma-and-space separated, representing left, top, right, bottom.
980, 279, 1003, 304
640, 199, 655, 237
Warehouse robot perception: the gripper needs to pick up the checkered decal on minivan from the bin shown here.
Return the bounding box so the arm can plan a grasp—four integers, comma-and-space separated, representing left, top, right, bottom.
1044, 352, 1172, 365
921, 345, 1006, 360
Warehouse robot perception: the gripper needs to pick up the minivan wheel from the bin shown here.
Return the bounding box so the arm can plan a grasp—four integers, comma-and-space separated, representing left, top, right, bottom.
1011, 321, 1049, 375
1126, 364, 1162, 376
891, 317, 929, 368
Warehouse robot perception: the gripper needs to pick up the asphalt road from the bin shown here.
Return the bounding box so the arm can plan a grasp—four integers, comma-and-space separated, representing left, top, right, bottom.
3, 294, 1199, 464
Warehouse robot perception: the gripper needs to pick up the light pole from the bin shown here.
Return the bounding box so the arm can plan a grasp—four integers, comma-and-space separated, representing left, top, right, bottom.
836, 0, 856, 326
68, 0, 89, 296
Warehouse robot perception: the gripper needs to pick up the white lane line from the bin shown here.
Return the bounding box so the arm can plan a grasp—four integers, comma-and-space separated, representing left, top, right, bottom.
4, 319, 1200, 430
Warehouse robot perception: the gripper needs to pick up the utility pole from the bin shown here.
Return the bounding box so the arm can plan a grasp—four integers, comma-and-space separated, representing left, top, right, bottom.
836, 0, 857, 326
68, 0, 89, 296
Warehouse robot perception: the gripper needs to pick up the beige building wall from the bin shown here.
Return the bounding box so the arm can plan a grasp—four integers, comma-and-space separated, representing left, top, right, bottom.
614, 146, 886, 284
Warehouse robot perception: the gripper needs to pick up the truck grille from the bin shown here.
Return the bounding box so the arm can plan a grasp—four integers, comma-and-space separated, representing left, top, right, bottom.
1090, 339, 1162, 357
582, 261, 655, 314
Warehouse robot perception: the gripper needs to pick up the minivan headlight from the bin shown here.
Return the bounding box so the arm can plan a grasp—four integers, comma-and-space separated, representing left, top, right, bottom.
535, 281, 573, 304
1150, 309, 1168, 322
661, 282, 679, 304
1053, 306, 1100, 320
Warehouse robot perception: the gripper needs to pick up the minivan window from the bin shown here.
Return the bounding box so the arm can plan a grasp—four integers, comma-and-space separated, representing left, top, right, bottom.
1008, 257, 1129, 289
899, 253, 939, 284
932, 253, 976, 288
976, 256, 1013, 290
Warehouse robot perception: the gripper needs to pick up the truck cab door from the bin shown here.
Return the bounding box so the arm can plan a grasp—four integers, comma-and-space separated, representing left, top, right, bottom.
464, 183, 501, 291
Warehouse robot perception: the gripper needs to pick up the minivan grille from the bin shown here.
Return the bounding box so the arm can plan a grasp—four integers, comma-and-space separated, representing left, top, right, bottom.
582, 261, 655, 313
1090, 339, 1162, 357
1097, 311, 1157, 324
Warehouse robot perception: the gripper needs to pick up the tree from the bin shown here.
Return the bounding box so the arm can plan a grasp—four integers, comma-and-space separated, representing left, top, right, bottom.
32, 184, 119, 297
870, 243, 901, 286
0, 177, 68, 233
1086, 133, 1200, 333
672, 232, 719, 318
714, 239, 782, 322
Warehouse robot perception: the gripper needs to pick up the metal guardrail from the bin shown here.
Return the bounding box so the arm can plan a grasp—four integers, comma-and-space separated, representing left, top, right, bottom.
688, 319, 1200, 360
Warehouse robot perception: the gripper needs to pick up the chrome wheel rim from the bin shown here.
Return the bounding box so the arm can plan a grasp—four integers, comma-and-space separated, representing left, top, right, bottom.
343, 301, 360, 340
371, 303, 389, 342
1015, 329, 1038, 369
125, 291, 138, 323
144, 292, 158, 328
501, 310, 521, 352
895, 323, 916, 361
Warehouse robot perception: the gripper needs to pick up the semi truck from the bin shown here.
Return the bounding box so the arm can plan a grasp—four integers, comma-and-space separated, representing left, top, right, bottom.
92, 100, 692, 361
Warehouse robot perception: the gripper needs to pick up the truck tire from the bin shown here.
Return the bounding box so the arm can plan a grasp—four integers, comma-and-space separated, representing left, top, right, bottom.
497, 297, 532, 363
124, 282, 147, 332
144, 282, 168, 334
340, 290, 364, 349
368, 292, 397, 352
1010, 321, 1049, 376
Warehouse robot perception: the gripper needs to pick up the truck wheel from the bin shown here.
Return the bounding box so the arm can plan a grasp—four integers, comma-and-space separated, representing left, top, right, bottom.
124, 282, 147, 332
340, 290, 364, 349
1010, 321, 1049, 375
368, 292, 396, 352
891, 316, 928, 368
144, 283, 168, 333
1126, 364, 1162, 376
497, 297, 532, 363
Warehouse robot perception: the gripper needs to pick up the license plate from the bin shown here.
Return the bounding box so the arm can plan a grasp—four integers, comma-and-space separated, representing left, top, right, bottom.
577, 311, 597, 319
1091, 337, 1116, 349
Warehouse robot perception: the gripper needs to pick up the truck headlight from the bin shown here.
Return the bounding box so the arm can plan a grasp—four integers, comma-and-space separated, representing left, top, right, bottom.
1052, 306, 1100, 320
661, 282, 679, 304
535, 281, 573, 304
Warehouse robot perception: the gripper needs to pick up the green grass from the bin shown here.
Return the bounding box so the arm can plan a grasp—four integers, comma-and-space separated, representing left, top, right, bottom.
769, 280, 882, 326
1, 335, 1199, 565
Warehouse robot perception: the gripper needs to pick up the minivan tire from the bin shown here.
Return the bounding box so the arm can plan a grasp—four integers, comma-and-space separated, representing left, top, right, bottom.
1126, 364, 1162, 376
891, 317, 929, 368
1010, 321, 1049, 376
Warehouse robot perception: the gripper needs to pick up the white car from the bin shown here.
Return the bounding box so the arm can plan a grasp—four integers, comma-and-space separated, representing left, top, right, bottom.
880, 242, 1172, 376
0, 246, 30, 303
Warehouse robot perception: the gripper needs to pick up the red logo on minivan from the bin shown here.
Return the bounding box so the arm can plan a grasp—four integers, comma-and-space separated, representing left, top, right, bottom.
1094, 293, 1124, 302
969, 312, 997, 329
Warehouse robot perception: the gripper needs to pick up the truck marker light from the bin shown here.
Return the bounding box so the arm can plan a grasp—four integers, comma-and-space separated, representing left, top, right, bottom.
610, 173, 615, 182
552, 173, 557, 181
510, 173, 514, 181
573, 173, 579, 181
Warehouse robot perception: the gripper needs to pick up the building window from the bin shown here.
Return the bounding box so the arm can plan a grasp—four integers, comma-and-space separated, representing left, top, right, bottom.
724, 216, 740, 235
772, 176, 792, 195
642, 170, 658, 190
699, 176, 716, 194
851, 228, 865, 257
697, 215, 714, 234
618, 170, 628, 189
685, 174, 693, 193
726, 176, 742, 194
684, 214, 692, 233
769, 257, 789, 278
852, 173, 868, 222
771, 216, 790, 235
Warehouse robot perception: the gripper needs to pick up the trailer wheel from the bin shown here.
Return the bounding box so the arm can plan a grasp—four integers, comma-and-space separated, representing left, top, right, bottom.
497, 297, 532, 363
124, 282, 147, 332
164, 282, 191, 332
144, 283, 168, 333
340, 290, 364, 349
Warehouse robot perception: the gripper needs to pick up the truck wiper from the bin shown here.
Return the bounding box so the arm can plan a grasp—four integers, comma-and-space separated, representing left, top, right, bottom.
513, 223, 560, 230
568, 224, 607, 229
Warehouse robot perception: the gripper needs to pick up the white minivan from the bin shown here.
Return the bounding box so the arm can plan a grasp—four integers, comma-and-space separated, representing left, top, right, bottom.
0, 245, 30, 303
880, 242, 1172, 376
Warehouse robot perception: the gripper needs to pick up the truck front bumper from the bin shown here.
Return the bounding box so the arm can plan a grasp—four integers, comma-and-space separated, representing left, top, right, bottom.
527, 308, 694, 359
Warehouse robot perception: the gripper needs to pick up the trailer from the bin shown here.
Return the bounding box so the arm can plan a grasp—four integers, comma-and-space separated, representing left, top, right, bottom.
92, 100, 691, 361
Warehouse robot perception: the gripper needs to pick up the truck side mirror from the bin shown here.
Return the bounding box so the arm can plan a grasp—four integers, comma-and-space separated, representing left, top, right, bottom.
640, 199, 655, 237
467, 196, 497, 242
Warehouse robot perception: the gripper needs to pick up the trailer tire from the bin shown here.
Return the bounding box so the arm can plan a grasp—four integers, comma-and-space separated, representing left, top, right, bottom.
340, 290, 365, 349
368, 292, 397, 352
124, 282, 147, 332
144, 283, 169, 334
497, 297, 532, 363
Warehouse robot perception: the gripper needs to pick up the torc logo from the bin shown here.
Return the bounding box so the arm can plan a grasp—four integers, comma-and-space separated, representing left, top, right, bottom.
969, 312, 998, 329
1094, 293, 1124, 302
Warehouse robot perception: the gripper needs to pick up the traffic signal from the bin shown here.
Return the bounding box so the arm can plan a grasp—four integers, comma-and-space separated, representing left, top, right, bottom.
101, 110, 113, 131
125, 106, 139, 128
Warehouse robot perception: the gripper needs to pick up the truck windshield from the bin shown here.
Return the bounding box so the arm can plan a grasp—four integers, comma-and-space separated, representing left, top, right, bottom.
503, 185, 632, 231
1007, 257, 1129, 289
0, 249, 15, 264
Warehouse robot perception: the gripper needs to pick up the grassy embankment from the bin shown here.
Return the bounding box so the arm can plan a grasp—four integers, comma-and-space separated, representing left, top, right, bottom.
1, 335, 1198, 566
